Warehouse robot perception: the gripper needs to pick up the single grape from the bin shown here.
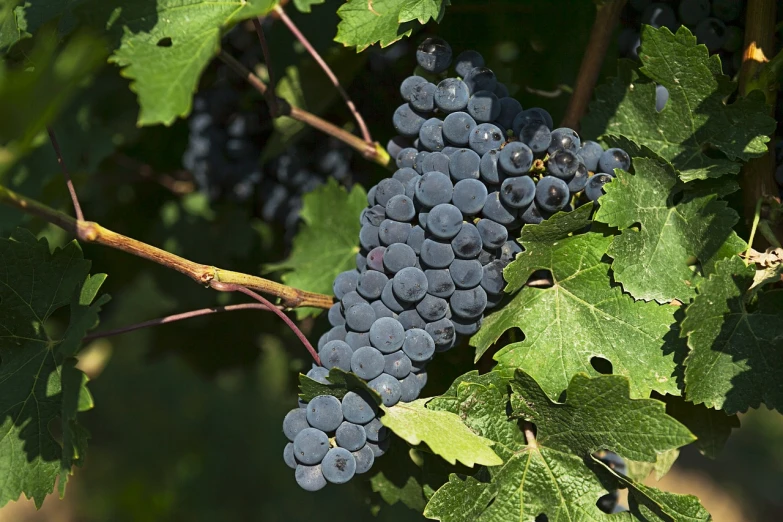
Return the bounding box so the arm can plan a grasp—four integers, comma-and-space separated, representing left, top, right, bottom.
357, 270, 389, 300
283, 408, 310, 441
467, 90, 501, 123
366, 246, 386, 272
454, 49, 485, 77
407, 225, 426, 254
419, 118, 446, 151
393, 103, 427, 137
469, 123, 505, 155
415, 171, 454, 207
449, 148, 482, 182
359, 224, 380, 250
370, 316, 407, 353
399, 309, 426, 330
413, 151, 430, 174
400, 75, 427, 101
519, 123, 551, 154
384, 351, 412, 379
415, 294, 449, 322
379, 219, 412, 246
399, 373, 421, 403
367, 186, 377, 206
452, 317, 482, 336
307, 366, 330, 385
425, 318, 456, 347
568, 163, 590, 193
535, 176, 570, 212
293, 427, 330, 465
422, 151, 451, 175
387, 136, 411, 161
520, 201, 543, 225
577, 141, 603, 172
340, 290, 367, 311
392, 266, 429, 303
434, 78, 470, 112
362, 204, 386, 227
367, 437, 391, 458
381, 279, 409, 313
319, 340, 353, 372
414, 370, 428, 391
585, 173, 614, 201
425, 268, 456, 298
500, 175, 536, 209
403, 328, 436, 361
409, 81, 437, 112
619, 28, 641, 59
451, 222, 484, 258
284, 442, 297, 469
463, 67, 497, 94
363, 417, 389, 442
356, 252, 367, 272
295, 464, 327, 491
307, 395, 344, 432
342, 390, 378, 424
548, 127, 581, 154
481, 260, 506, 294
495, 97, 524, 131
370, 300, 395, 320
482, 192, 517, 225
479, 149, 501, 184
322, 447, 357, 484
351, 346, 385, 380
450, 259, 484, 289
383, 242, 417, 274
498, 142, 534, 176
392, 165, 420, 187
352, 445, 375, 474
427, 203, 464, 240
442, 111, 477, 146
328, 302, 345, 327
345, 331, 371, 352
598, 148, 631, 174
695, 17, 728, 51
642, 3, 678, 30
416, 37, 452, 73
547, 150, 580, 181
512, 108, 554, 136
369, 374, 403, 407
345, 303, 377, 333
420, 239, 456, 268
326, 325, 347, 342
450, 286, 488, 319
333, 270, 359, 300
335, 421, 367, 452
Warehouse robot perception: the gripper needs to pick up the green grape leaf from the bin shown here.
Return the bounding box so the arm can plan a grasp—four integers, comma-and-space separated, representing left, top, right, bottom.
0, 30, 105, 176
471, 205, 681, 401
0, 229, 109, 508
371, 471, 428, 512
292, 0, 324, 12
298, 367, 381, 403
335, 0, 449, 52
682, 256, 783, 414
593, 157, 745, 303
75, 0, 276, 126
265, 179, 366, 318
380, 398, 503, 467
424, 370, 702, 522
582, 26, 774, 182
661, 395, 740, 459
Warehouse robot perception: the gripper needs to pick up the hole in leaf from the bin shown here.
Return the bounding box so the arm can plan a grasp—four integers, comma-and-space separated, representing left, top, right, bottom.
157, 37, 173, 47
526, 269, 553, 288
596, 490, 620, 513
629, 221, 642, 232
590, 356, 613, 375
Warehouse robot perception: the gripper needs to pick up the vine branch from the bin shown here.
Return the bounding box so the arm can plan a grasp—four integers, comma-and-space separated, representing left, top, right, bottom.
47, 126, 84, 222
217, 51, 390, 168
252, 17, 281, 117
273, 4, 373, 146
0, 184, 334, 310
561, 0, 627, 130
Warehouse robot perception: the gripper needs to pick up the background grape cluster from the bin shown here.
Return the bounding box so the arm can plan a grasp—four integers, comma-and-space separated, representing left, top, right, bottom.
281, 37, 632, 500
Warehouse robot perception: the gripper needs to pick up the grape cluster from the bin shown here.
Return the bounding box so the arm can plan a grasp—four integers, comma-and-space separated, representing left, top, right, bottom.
619, 0, 745, 110
282, 37, 631, 492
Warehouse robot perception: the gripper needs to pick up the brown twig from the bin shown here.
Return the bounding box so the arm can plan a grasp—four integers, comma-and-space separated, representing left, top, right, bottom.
47, 126, 84, 221
273, 4, 373, 145
83, 303, 274, 341
252, 17, 282, 117
561, 0, 627, 130
738, 0, 780, 248
217, 51, 390, 168
0, 184, 334, 310
212, 282, 320, 364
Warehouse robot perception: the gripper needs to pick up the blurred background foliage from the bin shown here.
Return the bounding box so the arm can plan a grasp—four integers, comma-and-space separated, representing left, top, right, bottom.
0, 0, 781, 520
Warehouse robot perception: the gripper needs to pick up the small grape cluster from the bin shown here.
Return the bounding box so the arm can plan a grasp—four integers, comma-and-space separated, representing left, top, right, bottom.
620, 0, 745, 79
282, 37, 631, 492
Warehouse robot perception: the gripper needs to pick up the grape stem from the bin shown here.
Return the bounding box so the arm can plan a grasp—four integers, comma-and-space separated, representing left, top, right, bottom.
522, 422, 538, 448
560, 0, 626, 130
738, 0, 781, 248
211, 281, 320, 364
252, 17, 282, 117
47, 126, 84, 222
217, 51, 391, 168
0, 183, 335, 310
273, 4, 374, 146
83, 303, 275, 341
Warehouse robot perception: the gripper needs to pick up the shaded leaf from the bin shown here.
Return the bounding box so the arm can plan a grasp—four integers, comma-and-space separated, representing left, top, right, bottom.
661, 395, 740, 459
593, 157, 745, 303
298, 367, 381, 403
682, 256, 783, 414
471, 206, 681, 400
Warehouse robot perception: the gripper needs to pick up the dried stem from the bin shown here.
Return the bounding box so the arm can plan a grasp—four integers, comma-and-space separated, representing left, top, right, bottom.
212, 282, 320, 364
522, 422, 538, 448
273, 4, 373, 145
83, 303, 274, 341
217, 51, 390, 168
252, 17, 281, 117
47, 126, 84, 221
561, 0, 627, 130
739, 0, 780, 247
0, 184, 334, 310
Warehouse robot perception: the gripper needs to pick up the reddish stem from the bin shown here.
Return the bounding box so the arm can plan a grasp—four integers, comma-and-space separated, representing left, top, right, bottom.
83, 303, 274, 341
252, 17, 281, 117
47, 126, 84, 222
211, 281, 320, 365
273, 4, 373, 145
